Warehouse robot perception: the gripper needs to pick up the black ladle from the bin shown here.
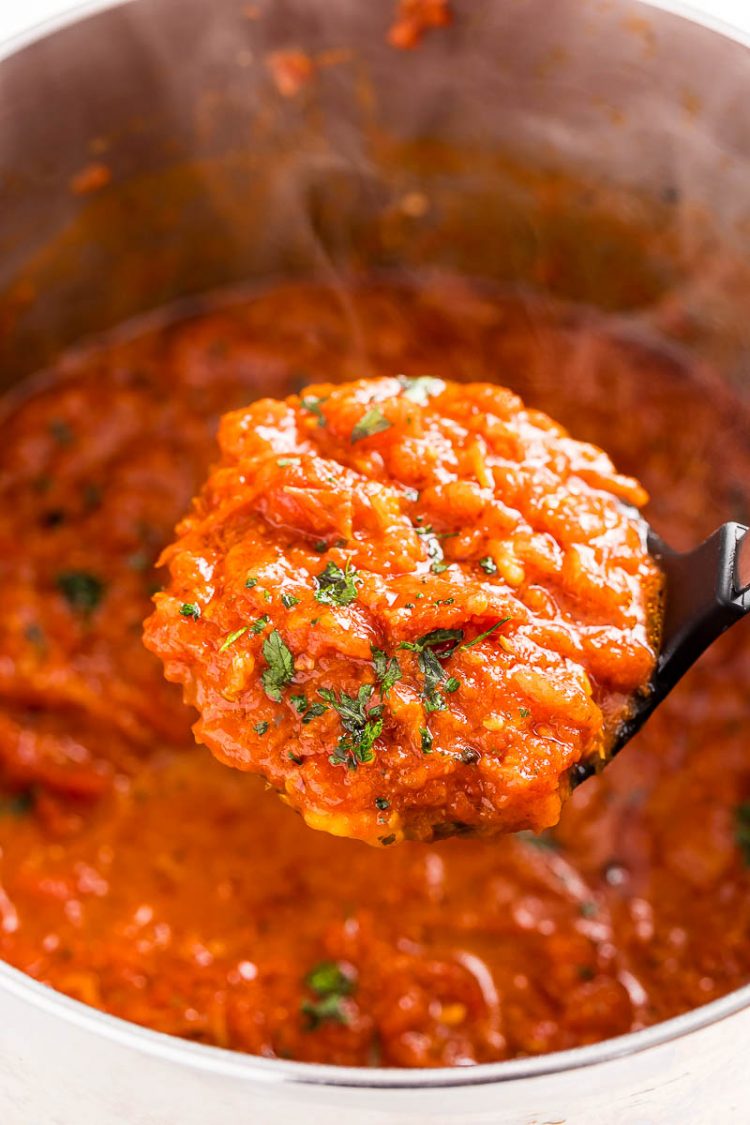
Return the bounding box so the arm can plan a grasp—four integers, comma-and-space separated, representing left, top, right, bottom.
570, 521, 750, 786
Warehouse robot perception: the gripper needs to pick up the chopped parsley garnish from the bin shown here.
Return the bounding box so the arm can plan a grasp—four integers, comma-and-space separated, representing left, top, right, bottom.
434, 597, 455, 606
479, 556, 498, 575
734, 802, 750, 865
379, 834, 397, 846
254, 721, 269, 736
431, 560, 448, 574
261, 630, 295, 701
301, 395, 328, 427
371, 647, 402, 696
519, 707, 531, 719
313, 540, 328, 553
245, 576, 258, 588
262, 589, 272, 603
403, 487, 420, 503
399, 628, 463, 713
319, 684, 383, 769
314, 560, 360, 607
351, 406, 392, 444
288, 751, 304, 765
420, 727, 433, 754
219, 626, 248, 653
398, 375, 443, 406
277, 458, 294, 467
179, 603, 201, 620
444, 676, 460, 693
0, 790, 34, 817
290, 694, 328, 724
301, 961, 355, 1031
281, 593, 300, 609
374, 796, 390, 810
56, 570, 105, 615
49, 418, 74, 447
250, 614, 271, 635
461, 618, 511, 649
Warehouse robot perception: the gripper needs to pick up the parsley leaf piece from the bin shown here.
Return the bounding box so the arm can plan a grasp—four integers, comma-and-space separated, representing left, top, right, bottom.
519, 707, 531, 719
254, 721, 269, 736
420, 727, 433, 754
261, 629, 295, 701
374, 796, 390, 810
290, 694, 309, 714
399, 628, 463, 712
219, 626, 248, 653
0, 790, 34, 817
351, 406, 392, 444
461, 617, 511, 649
479, 556, 498, 575
56, 570, 105, 615
398, 375, 443, 406
301, 395, 328, 427
314, 560, 360, 607
179, 603, 201, 620
245, 576, 258, 588
320, 684, 383, 769
288, 751, 304, 765
371, 647, 402, 695
301, 960, 356, 1030
281, 593, 300, 609
735, 802, 750, 865
399, 628, 464, 653
250, 614, 271, 635
430, 560, 448, 574
305, 961, 355, 997
444, 676, 460, 693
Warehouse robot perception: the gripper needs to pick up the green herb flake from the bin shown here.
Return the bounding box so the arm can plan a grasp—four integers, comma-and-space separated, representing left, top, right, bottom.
254, 721, 270, 736
261, 630, 295, 702
0, 790, 34, 817
379, 834, 397, 846
56, 570, 105, 616
374, 796, 390, 810
734, 802, 750, 865
398, 375, 443, 406
320, 684, 383, 769
245, 576, 258, 588
519, 707, 531, 719
288, 751, 304, 765
313, 540, 328, 554
219, 626, 248, 653
49, 418, 74, 447
434, 597, 455, 606
351, 406, 392, 444
301, 960, 356, 1031
277, 458, 294, 467
179, 603, 201, 620
262, 589, 272, 603
250, 615, 271, 635
579, 901, 598, 918
281, 594, 301, 609
314, 560, 360, 608
479, 556, 498, 575
444, 676, 460, 693
301, 396, 328, 428
371, 647, 402, 696
430, 560, 448, 574
420, 727, 433, 754
461, 617, 511, 650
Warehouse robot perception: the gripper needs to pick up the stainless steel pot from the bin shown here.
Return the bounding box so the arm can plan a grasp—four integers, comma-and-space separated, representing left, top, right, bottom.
1, 1, 749, 1121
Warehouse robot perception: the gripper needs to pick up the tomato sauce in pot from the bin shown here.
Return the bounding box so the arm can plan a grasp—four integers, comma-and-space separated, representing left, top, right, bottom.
0, 278, 748, 1067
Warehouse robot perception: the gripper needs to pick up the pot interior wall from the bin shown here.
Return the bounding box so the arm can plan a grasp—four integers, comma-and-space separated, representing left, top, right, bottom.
1, 0, 750, 385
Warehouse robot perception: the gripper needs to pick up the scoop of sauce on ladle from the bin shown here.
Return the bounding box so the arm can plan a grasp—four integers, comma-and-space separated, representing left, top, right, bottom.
145, 375, 738, 846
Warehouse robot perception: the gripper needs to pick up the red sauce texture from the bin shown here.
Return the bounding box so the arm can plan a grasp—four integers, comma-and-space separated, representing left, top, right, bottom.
0, 279, 749, 1068
145, 378, 660, 844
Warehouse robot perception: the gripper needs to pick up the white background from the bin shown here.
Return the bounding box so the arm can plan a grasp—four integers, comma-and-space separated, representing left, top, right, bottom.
1, 0, 749, 45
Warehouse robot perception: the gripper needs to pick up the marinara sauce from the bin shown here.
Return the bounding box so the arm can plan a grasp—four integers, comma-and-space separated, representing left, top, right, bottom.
0, 278, 748, 1067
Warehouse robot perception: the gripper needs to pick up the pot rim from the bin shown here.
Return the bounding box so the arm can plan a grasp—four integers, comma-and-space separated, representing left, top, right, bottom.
2, 0, 749, 1092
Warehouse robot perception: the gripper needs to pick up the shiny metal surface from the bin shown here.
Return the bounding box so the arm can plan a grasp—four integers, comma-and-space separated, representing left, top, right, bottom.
0, 1, 749, 1121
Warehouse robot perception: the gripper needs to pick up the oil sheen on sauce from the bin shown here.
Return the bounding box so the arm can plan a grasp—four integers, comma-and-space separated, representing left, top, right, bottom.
0, 278, 749, 1067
